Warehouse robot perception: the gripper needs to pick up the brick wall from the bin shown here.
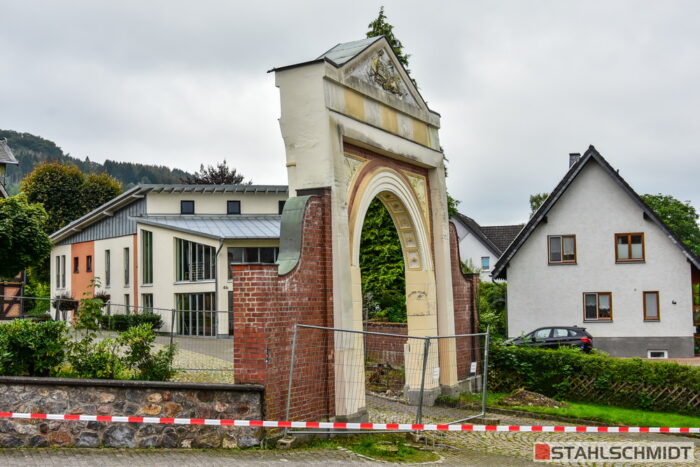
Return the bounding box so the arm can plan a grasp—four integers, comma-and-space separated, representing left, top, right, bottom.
232, 190, 334, 422
449, 222, 480, 380
364, 321, 408, 367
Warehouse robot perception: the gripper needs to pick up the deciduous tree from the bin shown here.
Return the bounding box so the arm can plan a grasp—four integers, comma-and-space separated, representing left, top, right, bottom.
642, 193, 700, 256
0, 195, 52, 278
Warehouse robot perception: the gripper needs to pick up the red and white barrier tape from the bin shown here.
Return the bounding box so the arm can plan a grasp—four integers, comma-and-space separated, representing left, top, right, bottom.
0, 412, 698, 433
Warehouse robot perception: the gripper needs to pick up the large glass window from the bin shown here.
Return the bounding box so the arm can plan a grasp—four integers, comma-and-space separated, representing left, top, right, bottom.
175, 292, 216, 337
615, 233, 645, 262
584, 292, 612, 321
176, 238, 215, 281
141, 293, 154, 313
548, 235, 576, 264
55, 256, 61, 289
60, 256, 66, 288
142, 230, 153, 284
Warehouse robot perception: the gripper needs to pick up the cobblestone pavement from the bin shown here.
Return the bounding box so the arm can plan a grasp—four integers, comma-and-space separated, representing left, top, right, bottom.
0, 398, 697, 465
367, 395, 700, 466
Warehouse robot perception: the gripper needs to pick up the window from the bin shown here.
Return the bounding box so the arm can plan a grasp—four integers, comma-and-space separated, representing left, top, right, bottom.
227, 200, 241, 215
643, 291, 660, 321
55, 256, 61, 288
227, 247, 279, 278
105, 250, 111, 287
533, 328, 552, 340
60, 256, 66, 288
481, 256, 490, 270
180, 200, 195, 214
548, 235, 576, 264
142, 230, 153, 284
615, 233, 645, 262
141, 293, 153, 313
584, 292, 612, 321
175, 292, 216, 336
175, 238, 215, 281
647, 350, 668, 359
124, 247, 130, 286
72, 257, 79, 274
86, 255, 93, 273
552, 328, 568, 338
124, 294, 130, 313
278, 200, 286, 215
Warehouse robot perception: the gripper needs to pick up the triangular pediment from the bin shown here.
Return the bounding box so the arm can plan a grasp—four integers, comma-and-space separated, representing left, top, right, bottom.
320, 37, 427, 111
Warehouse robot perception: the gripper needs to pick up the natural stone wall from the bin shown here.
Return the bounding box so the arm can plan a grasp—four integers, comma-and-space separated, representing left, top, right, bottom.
0, 376, 263, 448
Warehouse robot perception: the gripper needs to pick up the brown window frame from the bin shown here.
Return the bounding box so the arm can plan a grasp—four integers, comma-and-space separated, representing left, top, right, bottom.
583, 292, 613, 321
73, 257, 79, 274
86, 255, 93, 273
615, 233, 645, 263
643, 291, 660, 321
548, 235, 577, 264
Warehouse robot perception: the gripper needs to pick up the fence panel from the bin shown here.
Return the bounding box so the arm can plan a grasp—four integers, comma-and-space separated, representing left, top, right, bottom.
286, 324, 489, 433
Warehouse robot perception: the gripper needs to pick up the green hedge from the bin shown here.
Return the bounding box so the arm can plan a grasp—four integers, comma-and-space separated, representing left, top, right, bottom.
489, 345, 700, 415
99, 313, 163, 332
0, 319, 67, 377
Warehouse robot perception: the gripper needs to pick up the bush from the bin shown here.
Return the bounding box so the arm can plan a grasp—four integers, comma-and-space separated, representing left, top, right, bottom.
52, 293, 78, 312
489, 345, 700, 415
100, 313, 163, 332
0, 319, 67, 376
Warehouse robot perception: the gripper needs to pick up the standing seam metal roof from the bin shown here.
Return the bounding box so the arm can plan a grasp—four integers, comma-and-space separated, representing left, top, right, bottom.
132, 215, 281, 240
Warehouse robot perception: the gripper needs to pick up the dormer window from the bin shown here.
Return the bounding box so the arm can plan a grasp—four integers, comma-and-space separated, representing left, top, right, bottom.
181, 200, 195, 215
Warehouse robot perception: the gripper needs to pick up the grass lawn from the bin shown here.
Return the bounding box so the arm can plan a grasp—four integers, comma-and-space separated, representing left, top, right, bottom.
443, 392, 700, 427
508, 401, 700, 428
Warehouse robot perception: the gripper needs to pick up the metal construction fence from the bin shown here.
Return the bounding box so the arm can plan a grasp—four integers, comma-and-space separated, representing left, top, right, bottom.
285, 324, 489, 434
0, 294, 234, 383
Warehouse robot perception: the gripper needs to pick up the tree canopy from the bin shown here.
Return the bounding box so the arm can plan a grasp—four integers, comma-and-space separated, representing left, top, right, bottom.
642, 193, 700, 256
181, 160, 251, 185
529, 193, 548, 216
0, 195, 52, 278
366, 6, 413, 79
360, 199, 406, 322
21, 162, 122, 234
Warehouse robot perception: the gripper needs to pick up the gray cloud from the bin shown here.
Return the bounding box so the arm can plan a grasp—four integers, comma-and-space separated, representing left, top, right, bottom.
0, 0, 697, 224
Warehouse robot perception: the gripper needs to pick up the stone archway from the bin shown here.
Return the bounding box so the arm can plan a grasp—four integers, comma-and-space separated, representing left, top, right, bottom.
232, 37, 476, 423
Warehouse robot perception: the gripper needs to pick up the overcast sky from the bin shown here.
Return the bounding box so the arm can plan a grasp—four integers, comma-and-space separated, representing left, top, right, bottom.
1, 1, 698, 224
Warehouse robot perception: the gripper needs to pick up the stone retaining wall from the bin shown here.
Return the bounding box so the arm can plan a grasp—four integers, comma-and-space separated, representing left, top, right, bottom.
0, 376, 263, 448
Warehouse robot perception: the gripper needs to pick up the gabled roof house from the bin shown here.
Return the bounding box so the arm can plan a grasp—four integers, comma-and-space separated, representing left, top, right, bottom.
0, 139, 19, 199
493, 146, 700, 358
451, 212, 522, 282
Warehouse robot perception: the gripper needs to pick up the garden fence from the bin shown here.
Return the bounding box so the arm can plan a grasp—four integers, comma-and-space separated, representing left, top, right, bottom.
284, 324, 489, 435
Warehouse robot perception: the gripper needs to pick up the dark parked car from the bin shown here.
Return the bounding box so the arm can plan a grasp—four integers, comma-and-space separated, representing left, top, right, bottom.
505, 326, 593, 353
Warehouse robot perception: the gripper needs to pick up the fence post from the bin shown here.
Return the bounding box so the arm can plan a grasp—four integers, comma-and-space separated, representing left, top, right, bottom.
481, 325, 490, 415
284, 324, 299, 437
416, 337, 431, 425
170, 309, 176, 348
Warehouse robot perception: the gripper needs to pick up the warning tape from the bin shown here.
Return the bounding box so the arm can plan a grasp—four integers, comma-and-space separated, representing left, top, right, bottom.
0, 412, 698, 433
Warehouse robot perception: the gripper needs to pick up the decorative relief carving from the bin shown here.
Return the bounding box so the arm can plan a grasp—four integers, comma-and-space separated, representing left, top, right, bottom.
403, 172, 429, 226
348, 49, 418, 107
343, 153, 366, 191
376, 191, 422, 270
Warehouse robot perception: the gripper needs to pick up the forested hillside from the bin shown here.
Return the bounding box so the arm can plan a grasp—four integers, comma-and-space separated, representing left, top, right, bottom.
0, 130, 191, 194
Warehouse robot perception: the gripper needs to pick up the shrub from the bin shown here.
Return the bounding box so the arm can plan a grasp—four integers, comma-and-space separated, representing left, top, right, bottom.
0, 319, 67, 376
118, 324, 177, 381
100, 313, 163, 332
489, 345, 700, 415
52, 293, 78, 312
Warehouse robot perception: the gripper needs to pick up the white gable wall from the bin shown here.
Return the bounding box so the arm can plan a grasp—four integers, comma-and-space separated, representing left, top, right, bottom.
507, 161, 694, 356
453, 220, 497, 283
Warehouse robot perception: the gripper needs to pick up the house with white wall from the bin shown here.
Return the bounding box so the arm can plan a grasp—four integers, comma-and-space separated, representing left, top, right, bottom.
492, 146, 700, 358
451, 212, 522, 282
49, 184, 288, 337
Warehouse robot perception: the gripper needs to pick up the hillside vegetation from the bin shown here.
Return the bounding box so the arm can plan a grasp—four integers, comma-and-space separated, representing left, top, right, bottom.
0, 130, 190, 194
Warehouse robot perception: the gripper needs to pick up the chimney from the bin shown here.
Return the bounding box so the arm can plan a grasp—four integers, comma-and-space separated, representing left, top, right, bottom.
569, 153, 581, 168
